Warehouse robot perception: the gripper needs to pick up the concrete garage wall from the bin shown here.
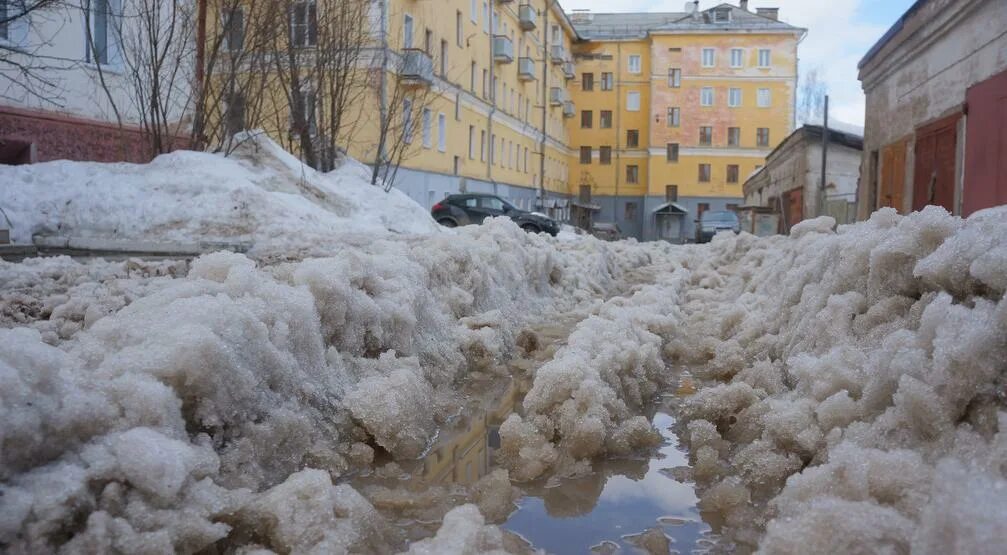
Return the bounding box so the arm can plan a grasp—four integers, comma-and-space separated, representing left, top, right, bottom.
857, 0, 1007, 218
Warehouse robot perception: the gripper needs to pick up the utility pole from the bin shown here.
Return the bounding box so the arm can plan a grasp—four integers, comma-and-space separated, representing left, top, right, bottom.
819, 94, 829, 217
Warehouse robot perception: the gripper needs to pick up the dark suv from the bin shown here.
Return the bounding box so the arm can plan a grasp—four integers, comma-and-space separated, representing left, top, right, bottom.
432, 194, 560, 236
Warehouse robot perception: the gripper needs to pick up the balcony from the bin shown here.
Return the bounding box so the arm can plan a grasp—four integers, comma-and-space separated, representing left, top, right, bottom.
563, 100, 575, 118
562, 60, 575, 79
550, 44, 565, 64
493, 35, 514, 64
518, 57, 536, 81
518, 4, 536, 30
399, 49, 434, 86
549, 87, 563, 106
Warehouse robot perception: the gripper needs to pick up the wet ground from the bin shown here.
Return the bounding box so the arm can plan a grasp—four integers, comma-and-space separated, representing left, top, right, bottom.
347, 298, 727, 554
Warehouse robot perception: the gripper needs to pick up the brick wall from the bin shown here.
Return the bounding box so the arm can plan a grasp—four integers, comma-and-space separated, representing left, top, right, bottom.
0, 106, 188, 164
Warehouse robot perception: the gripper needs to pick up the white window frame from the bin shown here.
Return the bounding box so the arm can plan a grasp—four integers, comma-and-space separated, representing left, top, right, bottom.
667, 107, 680, 127
480, 130, 486, 161
702, 48, 715, 68
403, 98, 414, 143
437, 112, 447, 152
701, 87, 714, 107
483, 2, 489, 33
730, 48, 743, 68
668, 68, 681, 88
421, 108, 432, 148
758, 48, 772, 68
403, 13, 414, 49
84, 0, 122, 67
290, 0, 317, 48
758, 88, 772, 108
728, 88, 742, 108
626, 90, 640, 112
471, 0, 477, 23
628, 54, 641, 74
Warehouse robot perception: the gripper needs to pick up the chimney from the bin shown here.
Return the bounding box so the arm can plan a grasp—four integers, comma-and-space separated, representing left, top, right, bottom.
739, 0, 749, 11
756, 7, 779, 20
692, 0, 700, 19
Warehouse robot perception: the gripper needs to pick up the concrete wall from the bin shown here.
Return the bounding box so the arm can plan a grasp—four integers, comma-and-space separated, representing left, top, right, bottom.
642, 195, 742, 242
857, 0, 1007, 218
392, 166, 547, 212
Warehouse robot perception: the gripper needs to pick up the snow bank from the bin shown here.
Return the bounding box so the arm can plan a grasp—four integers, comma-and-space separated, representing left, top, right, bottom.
0, 132, 439, 255
0, 217, 654, 553
665, 206, 1007, 552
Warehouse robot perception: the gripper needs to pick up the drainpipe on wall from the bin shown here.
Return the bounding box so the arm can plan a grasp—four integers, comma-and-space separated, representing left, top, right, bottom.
538, 1, 550, 211
614, 42, 622, 229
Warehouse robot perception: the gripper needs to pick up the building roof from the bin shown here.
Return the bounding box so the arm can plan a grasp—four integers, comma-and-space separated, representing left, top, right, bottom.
742, 124, 864, 196
571, 4, 804, 40
858, 0, 928, 69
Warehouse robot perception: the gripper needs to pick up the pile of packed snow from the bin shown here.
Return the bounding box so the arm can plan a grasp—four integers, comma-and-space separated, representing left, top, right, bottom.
0, 132, 440, 256
664, 207, 1007, 552
0, 216, 656, 553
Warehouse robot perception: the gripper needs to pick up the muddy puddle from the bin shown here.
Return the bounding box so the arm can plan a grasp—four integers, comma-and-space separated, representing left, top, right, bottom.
350, 314, 722, 554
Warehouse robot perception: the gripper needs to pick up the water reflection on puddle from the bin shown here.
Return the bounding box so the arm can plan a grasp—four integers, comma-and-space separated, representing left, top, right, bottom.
505, 412, 714, 554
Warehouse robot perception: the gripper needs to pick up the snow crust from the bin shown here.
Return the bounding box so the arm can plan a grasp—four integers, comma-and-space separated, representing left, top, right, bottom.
0, 133, 440, 255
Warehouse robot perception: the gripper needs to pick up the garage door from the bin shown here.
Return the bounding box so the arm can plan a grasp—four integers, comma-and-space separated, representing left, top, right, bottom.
879, 139, 907, 212
963, 69, 1007, 216
912, 114, 959, 213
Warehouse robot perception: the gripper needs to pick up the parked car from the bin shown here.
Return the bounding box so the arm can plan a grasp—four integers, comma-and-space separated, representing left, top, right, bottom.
695, 210, 741, 243
591, 222, 623, 241
431, 194, 560, 236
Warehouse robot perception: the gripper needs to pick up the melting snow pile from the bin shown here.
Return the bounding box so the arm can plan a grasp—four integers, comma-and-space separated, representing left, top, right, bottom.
0, 133, 440, 256
665, 207, 1007, 553
0, 217, 656, 553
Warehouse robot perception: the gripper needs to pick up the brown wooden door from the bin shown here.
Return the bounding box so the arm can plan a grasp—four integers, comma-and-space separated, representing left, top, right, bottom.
963, 69, 1007, 216
783, 187, 803, 232
879, 140, 906, 212
912, 114, 959, 212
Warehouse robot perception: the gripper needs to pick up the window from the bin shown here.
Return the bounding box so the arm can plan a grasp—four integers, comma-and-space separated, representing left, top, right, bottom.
699, 164, 711, 182
601, 72, 613, 90
600, 110, 613, 129
480, 130, 486, 161
482, 69, 488, 98
728, 127, 741, 146
628, 54, 641, 73
403, 99, 414, 143
0, 0, 8, 41
403, 14, 414, 49
454, 156, 460, 175
701, 87, 714, 106
582, 73, 594, 91
758, 88, 772, 107
455, 92, 461, 120
757, 127, 770, 147
626, 165, 639, 184
698, 202, 710, 217
470, 62, 477, 91
483, 2, 489, 32
626, 129, 639, 148
625, 202, 638, 221
668, 68, 681, 88
551, 24, 560, 42
702, 48, 715, 68
666, 143, 679, 162
580, 146, 592, 164
223, 7, 245, 51
471, 0, 477, 23
437, 113, 447, 151
700, 126, 713, 146
599, 146, 612, 164
85, 0, 115, 64
468, 125, 475, 159
666, 185, 679, 202
424, 28, 433, 54
456, 11, 463, 46
581, 110, 593, 129
225, 92, 246, 134
713, 7, 731, 23
727, 164, 740, 183
667, 107, 680, 127
729, 88, 742, 107
758, 48, 771, 67
626, 91, 640, 111
440, 39, 448, 76
579, 185, 591, 202
290, 1, 317, 47
730, 48, 743, 68
421, 108, 432, 148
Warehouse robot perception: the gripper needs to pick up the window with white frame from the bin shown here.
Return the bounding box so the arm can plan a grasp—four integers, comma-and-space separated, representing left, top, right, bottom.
290, 1, 317, 47
730, 48, 743, 68
422, 108, 432, 148
483, 2, 488, 32
758, 88, 772, 107
728, 88, 742, 107
85, 0, 118, 65
702, 48, 715, 68
713, 7, 731, 23
402, 14, 413, 49
628, 54, 641, 74
667, 107, 680, 127
468, 125, 475, 158
701, 87, 714, 106
403, 98, 414, 143
221, 7, 245, 51
437, 113, 447, 152
626, 90, 640, 111
668, 68, 681, 88
480, 130, 486, 161
758, 48, 771, 67
0, 1, 9, 41
471, 0, 477, 23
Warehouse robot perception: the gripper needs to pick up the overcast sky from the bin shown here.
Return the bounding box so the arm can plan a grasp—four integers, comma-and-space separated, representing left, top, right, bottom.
564, 0, 917, 128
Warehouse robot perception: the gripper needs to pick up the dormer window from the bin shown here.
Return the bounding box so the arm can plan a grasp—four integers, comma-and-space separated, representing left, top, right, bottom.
713, 8, 731, 23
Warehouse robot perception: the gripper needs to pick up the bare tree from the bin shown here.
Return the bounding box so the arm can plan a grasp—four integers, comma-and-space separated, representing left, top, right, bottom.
370, 54, 434, 192
798, 67, 828, 125
0, 0, 75, 105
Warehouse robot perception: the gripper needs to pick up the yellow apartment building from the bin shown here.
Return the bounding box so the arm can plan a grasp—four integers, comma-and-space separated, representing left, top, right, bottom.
206, 0, 802, 241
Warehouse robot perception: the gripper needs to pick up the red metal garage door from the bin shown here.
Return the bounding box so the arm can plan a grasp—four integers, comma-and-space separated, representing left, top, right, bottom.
912, 114, 959, 213
963, 69, 1007, 216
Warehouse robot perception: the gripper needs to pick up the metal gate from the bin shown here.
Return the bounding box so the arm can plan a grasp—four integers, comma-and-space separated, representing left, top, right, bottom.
963, 69, 1007, 216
